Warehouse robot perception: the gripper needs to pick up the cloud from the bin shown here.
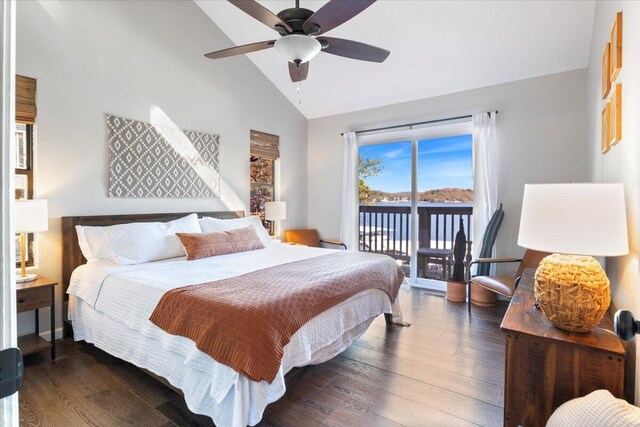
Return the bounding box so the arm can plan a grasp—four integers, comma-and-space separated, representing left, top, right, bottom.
419, 140, 472, 155
381, 147, 408, 159
419, 158, 472, 179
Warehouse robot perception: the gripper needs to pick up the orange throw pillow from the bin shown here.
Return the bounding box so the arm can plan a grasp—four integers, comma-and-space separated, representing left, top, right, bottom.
177, 226, 265, 260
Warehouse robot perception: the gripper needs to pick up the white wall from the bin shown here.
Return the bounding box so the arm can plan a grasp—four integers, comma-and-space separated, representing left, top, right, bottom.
308, 70, 589, 265
16, 0, 307, 337
587, 1, 640, 402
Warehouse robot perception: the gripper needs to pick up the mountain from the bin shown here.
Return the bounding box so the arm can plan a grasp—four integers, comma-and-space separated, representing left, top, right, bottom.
367, 188, 473, 204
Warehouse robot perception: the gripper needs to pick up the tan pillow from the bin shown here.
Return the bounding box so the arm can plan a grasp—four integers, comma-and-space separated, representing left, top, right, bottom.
176, 226, 265, 261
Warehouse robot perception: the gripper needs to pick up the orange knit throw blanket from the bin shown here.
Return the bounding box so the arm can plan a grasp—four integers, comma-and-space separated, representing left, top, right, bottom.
149, 251, 404, 383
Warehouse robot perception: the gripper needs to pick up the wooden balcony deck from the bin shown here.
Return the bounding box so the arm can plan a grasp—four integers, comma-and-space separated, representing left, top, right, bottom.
359, 204, 473, 280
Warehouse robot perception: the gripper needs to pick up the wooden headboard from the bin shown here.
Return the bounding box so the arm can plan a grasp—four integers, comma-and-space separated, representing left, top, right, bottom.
61, 210, 243, 335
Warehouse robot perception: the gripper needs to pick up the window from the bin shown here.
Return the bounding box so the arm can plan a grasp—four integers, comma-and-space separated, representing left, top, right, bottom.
249, 130, 279, 234
357, 120, 474, 289
250, 157, 275, 233
15, 75, 37, 267
15, 123, 33, 199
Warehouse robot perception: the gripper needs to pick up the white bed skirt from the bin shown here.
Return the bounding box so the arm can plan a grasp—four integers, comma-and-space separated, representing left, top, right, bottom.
69, 291, 400, 427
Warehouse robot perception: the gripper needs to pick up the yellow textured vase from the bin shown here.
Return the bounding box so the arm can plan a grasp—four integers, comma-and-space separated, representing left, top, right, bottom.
534, 253, 610, 333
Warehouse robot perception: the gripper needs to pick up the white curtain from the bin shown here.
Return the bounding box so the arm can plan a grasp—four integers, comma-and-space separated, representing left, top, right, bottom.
340, 132, 359, 250
472, 112, 498, 264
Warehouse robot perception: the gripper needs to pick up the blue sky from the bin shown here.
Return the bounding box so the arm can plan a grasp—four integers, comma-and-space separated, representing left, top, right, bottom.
359, 134, 473, 193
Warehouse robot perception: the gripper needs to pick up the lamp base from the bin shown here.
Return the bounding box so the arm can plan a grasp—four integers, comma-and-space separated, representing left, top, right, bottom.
534, 254, 610, 333
16, 273, 38, 283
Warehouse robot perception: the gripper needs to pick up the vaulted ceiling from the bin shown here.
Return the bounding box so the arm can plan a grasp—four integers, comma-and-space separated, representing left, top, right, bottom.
196, 1, 595, 119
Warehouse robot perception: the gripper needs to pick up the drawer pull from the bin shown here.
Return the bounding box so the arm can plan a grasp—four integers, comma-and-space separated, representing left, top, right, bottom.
17, 298, 25, 304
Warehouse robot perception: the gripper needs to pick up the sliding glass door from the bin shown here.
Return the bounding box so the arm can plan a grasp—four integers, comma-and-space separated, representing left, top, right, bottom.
359, 141, 412, 278
357, 121, 473, 290
415, 135, 473, 288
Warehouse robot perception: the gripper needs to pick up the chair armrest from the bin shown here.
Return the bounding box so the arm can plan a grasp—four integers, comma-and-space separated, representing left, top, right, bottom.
514, 275, 523, 289
466, 258, 523, 281
320, 239, 347, 250
475, 257, 522, 263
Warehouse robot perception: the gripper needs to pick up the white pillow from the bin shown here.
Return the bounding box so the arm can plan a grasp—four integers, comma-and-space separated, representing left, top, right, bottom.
75, 225, 112, 262
76, 214, 201, 265
199, 216, 273, 247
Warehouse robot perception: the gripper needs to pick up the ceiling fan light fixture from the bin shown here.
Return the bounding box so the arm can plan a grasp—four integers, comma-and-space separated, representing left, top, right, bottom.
274, 34, 321, 64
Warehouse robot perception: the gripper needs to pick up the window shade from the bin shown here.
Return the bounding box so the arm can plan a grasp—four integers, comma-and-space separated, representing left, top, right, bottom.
250, 130, 279, 160
16, 75, 37, 124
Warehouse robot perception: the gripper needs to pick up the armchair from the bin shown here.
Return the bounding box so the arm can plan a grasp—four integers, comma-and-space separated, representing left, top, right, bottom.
466, 250, 549, 311
283, 229, 347, 249
464, 203, 503, 310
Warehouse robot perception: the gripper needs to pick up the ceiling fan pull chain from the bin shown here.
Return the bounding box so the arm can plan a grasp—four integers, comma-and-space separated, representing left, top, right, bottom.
297, 81, 303, 104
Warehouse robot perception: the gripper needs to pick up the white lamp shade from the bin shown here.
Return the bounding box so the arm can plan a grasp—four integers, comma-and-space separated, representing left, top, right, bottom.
265, 202, 286, 221
15, 199, 48, 233
274, 35, 321, 64
518, 183, 628, 256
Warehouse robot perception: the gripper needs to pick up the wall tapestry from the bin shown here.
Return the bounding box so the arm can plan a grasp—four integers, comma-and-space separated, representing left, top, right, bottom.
107, 114, 220, 198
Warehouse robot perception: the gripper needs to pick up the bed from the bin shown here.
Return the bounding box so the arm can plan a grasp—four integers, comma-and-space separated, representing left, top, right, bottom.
61, 211, 406, 427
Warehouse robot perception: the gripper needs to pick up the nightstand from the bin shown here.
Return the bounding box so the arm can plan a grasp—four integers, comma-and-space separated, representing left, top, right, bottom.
17, 276, 57, 359
501, 270, 627, 426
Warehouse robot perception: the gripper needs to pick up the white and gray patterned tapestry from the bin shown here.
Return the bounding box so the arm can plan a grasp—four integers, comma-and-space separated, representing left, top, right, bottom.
107, 114, 220, 198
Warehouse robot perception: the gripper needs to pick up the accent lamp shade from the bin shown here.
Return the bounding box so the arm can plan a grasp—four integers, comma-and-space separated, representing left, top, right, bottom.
15, 199, 48, 233
274, 35, 321, 64
265, 202, 286, 221
518, 183, 628, 256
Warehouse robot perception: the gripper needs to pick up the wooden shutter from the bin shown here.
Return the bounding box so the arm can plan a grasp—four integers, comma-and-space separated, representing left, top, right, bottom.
16, 75, 37, 124
250, 130, 279, 160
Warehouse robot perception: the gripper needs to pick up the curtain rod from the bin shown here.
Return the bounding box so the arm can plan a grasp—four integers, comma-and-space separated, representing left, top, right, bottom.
340, 111, 498, 136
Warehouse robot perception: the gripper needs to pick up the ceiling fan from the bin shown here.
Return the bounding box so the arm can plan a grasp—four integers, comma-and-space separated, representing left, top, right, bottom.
204, 0, 390, 83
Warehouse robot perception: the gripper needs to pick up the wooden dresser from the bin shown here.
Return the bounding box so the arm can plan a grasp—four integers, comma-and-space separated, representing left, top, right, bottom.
501, 270, 627, 427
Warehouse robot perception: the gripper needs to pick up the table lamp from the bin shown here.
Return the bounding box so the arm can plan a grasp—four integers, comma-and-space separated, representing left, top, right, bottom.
265, 201, 286, 239
15, 199, 48, 283
518, 183, 628, 332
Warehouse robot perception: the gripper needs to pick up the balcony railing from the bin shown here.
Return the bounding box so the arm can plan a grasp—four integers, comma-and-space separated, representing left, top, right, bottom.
359, 205, 473, 261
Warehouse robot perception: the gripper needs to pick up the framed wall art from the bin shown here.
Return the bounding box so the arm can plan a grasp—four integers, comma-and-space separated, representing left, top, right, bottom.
610, 11, 622, 81
107, 114, 220, 198
611, 83, 622, 146
601, 101, 611, 154
602, 42, 611, 99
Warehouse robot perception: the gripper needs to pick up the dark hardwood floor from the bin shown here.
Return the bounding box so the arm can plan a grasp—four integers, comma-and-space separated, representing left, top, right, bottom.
19, 288, 508, 427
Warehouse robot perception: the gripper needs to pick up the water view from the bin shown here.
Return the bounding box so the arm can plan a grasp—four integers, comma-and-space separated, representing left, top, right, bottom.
360, 202, 472, 245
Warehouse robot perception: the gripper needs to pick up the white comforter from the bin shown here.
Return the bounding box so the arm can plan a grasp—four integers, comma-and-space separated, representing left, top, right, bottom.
68, 244, 406, 427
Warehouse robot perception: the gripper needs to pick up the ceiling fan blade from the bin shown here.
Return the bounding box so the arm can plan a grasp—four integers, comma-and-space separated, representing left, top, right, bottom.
318, 37, 389, 62
228, 0, 292, 34
303, 0, 376, 35
204, 40, 275, 60
288, 61, 309, 82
